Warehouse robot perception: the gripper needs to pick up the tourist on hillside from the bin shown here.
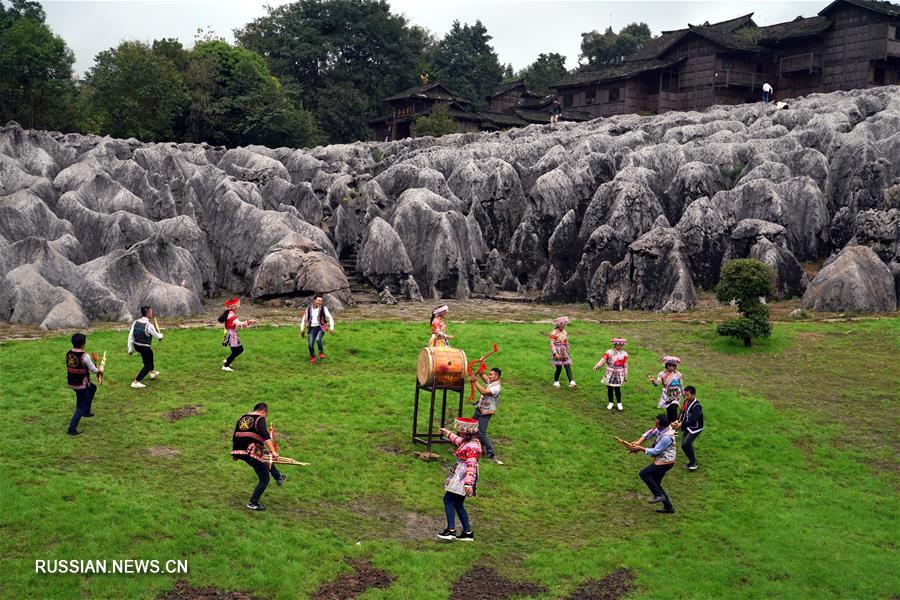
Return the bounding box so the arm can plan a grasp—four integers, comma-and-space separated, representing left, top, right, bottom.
438, 418, 482, 541
674, 385, 704, 471
648, 356, 684, 423
627, 413, 677, 514
230, 402, 285, 511
65, 332, 104, 435
762, 82, 774, 103
550, 98, 562, 124
300, 294, 335, 365
594, 337, 628, 410
127, 305, 163, 389
472, 366, 503, 465
549, 316, 576, 388
218, 298, 257, 372
429, 305, 453, 347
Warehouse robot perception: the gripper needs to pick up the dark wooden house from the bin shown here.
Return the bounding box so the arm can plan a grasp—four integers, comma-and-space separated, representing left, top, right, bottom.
370, 82, 489, 142
553, 0, 900, 117
486, 79, 545, 112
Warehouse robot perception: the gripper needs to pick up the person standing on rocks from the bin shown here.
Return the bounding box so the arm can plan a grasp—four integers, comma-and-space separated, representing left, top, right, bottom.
65, 332, 104, 436
674, 386, 703, 471
550, 98, 562, 124
549, 317, 576, 388
127, 306, 163, 389
300, 295, 334, 365
429, 305, 453, 347
649, 356, 684, 423
594, 337, 628, 410
472, 366, 503, 465
230, 402, 285, 511
626, 413, 677, 514
762, 82, 774, 104
437, 417, 481, 541
218, 298, 257, 372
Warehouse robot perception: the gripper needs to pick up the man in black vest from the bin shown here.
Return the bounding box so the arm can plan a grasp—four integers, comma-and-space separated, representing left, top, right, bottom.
128, 306, 164, 389
299, 294, 334, 365
65, 333, 104, 435
675, 385, 704, 471
231, 402, 286, 511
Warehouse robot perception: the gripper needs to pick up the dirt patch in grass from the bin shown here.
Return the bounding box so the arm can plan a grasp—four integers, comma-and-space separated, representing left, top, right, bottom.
158, 580, 260, 600
379, 445, 406, 456
313, 559, 394, 600
566, 567, 636, 600
149, 446, 181, 458
451, 566, 548, 600
349, 496, 445, 541
164, 405, 202, 421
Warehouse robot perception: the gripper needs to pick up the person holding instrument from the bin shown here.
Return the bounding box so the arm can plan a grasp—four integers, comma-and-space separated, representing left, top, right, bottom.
437, 418, 482, 541
472, 366, 503, 465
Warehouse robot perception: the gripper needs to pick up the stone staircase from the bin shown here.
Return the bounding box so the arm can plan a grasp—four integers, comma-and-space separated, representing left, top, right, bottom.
339, 249, 379, 302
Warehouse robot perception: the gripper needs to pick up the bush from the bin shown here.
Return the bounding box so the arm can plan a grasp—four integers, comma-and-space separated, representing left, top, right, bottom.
412, 104, 458, 138
370, 147, 384, 162
715, 259, 775, 347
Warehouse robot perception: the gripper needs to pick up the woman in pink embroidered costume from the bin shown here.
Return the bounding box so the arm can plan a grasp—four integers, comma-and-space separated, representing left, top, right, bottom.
594, 337, 628, 411
549, 316, 576, 388
217, 298, 257, 372
429, 305, 454, 347
648, 356, 684, 423
437, 417, 481, 541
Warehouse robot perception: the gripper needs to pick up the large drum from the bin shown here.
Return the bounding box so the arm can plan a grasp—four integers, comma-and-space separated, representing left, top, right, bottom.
417, 347, 468, 389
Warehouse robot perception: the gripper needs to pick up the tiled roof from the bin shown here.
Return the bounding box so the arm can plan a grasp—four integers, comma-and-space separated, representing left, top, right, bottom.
686, 24, 769, 53
489, 79, 535, 98
513, 109, 593, 123
630, 13, 757, 62
383, 82, 469, 104
480, 111, 530, 127
553, 58, 684, 88
819, 0, 900, 17
756, 15, 832, 44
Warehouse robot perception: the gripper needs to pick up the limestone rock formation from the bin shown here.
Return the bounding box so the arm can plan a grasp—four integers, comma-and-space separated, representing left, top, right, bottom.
801, 245, 896, 313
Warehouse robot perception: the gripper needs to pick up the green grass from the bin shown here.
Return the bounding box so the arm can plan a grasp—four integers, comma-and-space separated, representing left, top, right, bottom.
1, 318, 898, 599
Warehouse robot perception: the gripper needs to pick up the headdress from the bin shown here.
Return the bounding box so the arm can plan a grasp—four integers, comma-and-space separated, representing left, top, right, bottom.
662, 356, 681, 366
224, 298, 240, 309
553, 316, 570, 327
432, 305, 449, 316
454, 417, 478, 434
612, 338, 627, 345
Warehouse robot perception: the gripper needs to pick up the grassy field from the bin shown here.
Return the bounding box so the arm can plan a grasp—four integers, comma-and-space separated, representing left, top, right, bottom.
0, 315, 897, 599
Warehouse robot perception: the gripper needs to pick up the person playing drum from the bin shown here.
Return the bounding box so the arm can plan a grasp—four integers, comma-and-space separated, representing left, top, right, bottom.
437, 417, 481, 541
594, 337, 628, 411
429, 305, 454, 347
648, 356, 684, 423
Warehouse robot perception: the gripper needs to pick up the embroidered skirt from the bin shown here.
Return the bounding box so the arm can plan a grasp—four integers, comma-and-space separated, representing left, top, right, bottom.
602, 366, 626, 387
550, 344, 571, 366
443, 460, 478, 496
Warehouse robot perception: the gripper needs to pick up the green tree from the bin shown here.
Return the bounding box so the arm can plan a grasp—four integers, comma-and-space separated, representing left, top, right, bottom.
85, 41, 187, 141
184, 40, 322, 148
579, 22, 653, 69
715, 259, 775, 347
431, 20, 502, 111
518, 53, 569, 95
236, 0, 426, 143
412, 104, 457, 138
0, 0, 77, 129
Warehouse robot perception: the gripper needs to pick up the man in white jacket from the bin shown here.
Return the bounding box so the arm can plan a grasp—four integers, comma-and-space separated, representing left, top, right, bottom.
299, 295, 334, 364
127, 306, 164, 388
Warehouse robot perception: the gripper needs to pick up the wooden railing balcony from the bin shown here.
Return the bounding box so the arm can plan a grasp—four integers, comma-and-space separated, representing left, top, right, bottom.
888, 39, 900, 57
714, 69, 763, 89
779, 53, 823, 76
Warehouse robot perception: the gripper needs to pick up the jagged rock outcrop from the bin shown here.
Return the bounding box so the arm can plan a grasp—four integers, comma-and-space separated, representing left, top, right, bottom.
3, 85, 900, 326
801, 245, 896, 313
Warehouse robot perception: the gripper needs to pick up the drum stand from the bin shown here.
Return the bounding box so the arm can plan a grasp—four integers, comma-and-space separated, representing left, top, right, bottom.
412, 380, 465, 452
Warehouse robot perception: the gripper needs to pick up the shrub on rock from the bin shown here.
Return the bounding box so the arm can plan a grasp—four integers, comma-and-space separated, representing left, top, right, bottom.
715, 258, 775, 346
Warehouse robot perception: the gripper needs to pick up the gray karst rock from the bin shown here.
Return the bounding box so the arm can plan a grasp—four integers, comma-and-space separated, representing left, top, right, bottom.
3, 86, 900, 326
588, 225, 697, 312
801, 245, 896, 313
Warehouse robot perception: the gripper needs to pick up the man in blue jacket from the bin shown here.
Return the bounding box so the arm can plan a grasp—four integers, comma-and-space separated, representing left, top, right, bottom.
675, 385, 704, 471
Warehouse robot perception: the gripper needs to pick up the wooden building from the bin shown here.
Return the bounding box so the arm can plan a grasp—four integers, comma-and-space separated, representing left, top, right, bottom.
553, 0, 900, 117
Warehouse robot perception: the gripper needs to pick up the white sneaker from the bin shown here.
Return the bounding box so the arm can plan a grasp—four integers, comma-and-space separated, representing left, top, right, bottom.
222, 366, 234, 372
552, 381, 561, 388
569, 380, 577, 388
130, 381, 146, 388
222, 358, 227, 364
607, 402, 614, 410
148, 370, 159, 380
617, 403, 624, 411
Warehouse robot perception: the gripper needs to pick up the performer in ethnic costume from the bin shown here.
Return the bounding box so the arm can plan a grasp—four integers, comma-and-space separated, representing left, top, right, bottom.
218, 298, 257, 372
674, 385, 704, 471
594, 337, 628, 410
429, 305, 453, 347
549, 316, 576, 388
648, 356, 684, 423
127, 306, 164, 389
299, 294, 335, 364
231, 402, 286, 511
472, 366, 503, 465
437, 418, 481, 541
65, 333, 104, 435
625, 413, 677, 513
